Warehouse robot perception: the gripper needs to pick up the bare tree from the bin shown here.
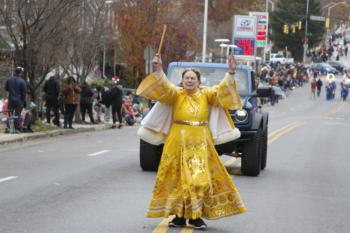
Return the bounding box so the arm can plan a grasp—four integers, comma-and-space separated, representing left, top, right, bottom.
0, 0, 82, 102
113, 0, 200, 87
60, 0, 111, 84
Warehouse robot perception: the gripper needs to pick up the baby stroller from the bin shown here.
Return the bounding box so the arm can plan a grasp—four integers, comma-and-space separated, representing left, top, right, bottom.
2, 102, 35, 133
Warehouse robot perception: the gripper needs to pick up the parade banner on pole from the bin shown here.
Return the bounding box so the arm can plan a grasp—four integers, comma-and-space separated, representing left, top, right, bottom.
249, 12, 269, 48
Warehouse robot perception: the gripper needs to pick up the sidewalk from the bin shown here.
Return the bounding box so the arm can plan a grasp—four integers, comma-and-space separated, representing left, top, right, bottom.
0, 123, 111, 145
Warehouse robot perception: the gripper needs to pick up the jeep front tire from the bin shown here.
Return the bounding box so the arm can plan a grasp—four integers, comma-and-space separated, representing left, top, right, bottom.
241, 128, 262, 176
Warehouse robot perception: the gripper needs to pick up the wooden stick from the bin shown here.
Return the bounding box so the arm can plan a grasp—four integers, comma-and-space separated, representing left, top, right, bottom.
157, 25, 167, 54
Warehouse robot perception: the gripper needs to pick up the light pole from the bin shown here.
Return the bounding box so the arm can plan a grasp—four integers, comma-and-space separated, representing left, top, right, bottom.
102, 0, 116, 79
215, 38, 230, 63
303, 0, 310, 64
202, 0, 208, 63
225, 44, 238, 63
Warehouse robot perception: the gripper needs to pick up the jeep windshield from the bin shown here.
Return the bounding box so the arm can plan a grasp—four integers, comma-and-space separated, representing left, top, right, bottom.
167, 67, 249, 96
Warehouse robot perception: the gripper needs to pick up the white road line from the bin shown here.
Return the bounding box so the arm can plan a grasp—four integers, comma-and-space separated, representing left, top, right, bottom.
88, 150, 110, 157
125, 149, 139, 152
0, 176, 18, 183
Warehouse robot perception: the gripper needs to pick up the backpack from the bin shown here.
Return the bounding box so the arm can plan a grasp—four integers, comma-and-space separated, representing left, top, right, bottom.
311, 81, 316, 89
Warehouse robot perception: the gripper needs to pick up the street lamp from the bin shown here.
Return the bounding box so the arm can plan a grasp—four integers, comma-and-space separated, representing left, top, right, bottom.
265, 0, 275, 12
215, 39, 230, 63
224, 44, 238, 63
326, 1, 348, 37
328, 1, 347, 17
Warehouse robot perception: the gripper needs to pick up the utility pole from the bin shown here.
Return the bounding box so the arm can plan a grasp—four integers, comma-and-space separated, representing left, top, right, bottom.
202, 0, 208, 63
303, 0, 309, 63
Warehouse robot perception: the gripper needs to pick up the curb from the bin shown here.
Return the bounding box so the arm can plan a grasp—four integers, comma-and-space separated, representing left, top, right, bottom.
0, 124, 111, 145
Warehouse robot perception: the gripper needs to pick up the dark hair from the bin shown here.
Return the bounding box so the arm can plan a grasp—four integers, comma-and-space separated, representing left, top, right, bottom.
15, 66, 24, 75
67, 76, 76, 84
181, 68, 201, 83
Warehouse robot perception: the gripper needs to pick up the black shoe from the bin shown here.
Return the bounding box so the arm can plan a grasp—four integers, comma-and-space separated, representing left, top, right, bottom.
118, 124, 122, 129
168, 216, 186, 228
188, 218, 207, 230
69, 126, 74, 129
111, 125, 117, 129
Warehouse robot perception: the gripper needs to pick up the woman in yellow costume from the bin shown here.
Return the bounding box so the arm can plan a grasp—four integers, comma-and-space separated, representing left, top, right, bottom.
136, 54, 246, 230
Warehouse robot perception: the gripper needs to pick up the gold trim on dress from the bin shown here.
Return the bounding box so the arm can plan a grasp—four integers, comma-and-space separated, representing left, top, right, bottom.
173, 120, 208, 126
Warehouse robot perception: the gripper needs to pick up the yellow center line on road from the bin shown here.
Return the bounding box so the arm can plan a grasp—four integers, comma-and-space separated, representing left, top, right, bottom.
315, 102, 346, 119
180, 227, 193, 233
268, 122, 300, 139
152, 216, 172, 233
328, 102, 346, 115
268, 122, 304, 145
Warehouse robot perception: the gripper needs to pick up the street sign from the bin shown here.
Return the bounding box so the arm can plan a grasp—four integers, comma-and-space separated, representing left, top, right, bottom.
144, 45, 155, 74
143, 45, 155, 60
310, 15, 325, 22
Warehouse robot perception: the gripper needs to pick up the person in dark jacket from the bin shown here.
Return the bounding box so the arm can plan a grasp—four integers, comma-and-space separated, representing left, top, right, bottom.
110, 77, 123, 129
4, 66, 27, 130
43, 75, 60, 126
80, 82, 95, 124
315, 73, 323, 97
62, 76, 81, 129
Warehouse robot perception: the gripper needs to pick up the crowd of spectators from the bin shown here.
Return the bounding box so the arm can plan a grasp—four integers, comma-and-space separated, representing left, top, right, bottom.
256, 62, 309, 106
0, 73, 151, 134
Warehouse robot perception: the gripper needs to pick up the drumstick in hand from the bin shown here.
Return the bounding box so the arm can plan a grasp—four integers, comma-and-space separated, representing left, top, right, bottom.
157, 25, 167, 55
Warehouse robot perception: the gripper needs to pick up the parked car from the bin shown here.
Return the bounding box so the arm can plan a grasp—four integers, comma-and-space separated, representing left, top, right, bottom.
139, 62, 272, 176
327, 61, 346, 73
309, 63, 339, 75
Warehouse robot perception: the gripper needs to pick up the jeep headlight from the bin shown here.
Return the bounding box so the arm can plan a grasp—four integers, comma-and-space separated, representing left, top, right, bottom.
234, 109, 248, 123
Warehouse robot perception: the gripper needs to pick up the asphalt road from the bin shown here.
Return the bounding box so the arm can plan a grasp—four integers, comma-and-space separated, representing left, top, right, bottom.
1, 76, 350, 233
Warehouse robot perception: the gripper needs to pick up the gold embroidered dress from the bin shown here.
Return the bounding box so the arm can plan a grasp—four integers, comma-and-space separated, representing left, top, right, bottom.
137, 71, 246, 220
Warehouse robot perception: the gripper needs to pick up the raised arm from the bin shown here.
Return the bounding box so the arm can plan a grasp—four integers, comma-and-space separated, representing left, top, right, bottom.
136, 54, 177, 104
206, 56, 242, 110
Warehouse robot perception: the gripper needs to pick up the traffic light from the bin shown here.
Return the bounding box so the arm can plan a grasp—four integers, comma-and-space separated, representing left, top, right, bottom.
283, 24, 289, 34
325, 18, 330, 28
292, 25, 296, 33
298, 21, 302, 30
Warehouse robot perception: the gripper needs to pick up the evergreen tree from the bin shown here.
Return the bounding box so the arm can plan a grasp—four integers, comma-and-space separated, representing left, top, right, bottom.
270, 0, 325, 61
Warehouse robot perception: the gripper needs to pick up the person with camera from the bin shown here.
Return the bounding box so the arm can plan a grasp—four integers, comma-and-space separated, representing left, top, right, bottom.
62, 76, 81, 129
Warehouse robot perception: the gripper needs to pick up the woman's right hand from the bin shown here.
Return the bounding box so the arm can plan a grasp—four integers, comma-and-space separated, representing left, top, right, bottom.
152, 53, 162, 72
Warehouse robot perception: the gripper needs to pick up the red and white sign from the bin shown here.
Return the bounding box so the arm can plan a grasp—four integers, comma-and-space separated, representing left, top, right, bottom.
249, 12, 269, 48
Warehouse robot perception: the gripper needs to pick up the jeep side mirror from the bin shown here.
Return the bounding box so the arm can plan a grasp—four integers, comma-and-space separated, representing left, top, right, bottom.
256, 87, 273, 97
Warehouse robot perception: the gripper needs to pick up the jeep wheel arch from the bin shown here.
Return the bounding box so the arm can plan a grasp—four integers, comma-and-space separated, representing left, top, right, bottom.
260, 125, 268, 170
251, 113, 263, 130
